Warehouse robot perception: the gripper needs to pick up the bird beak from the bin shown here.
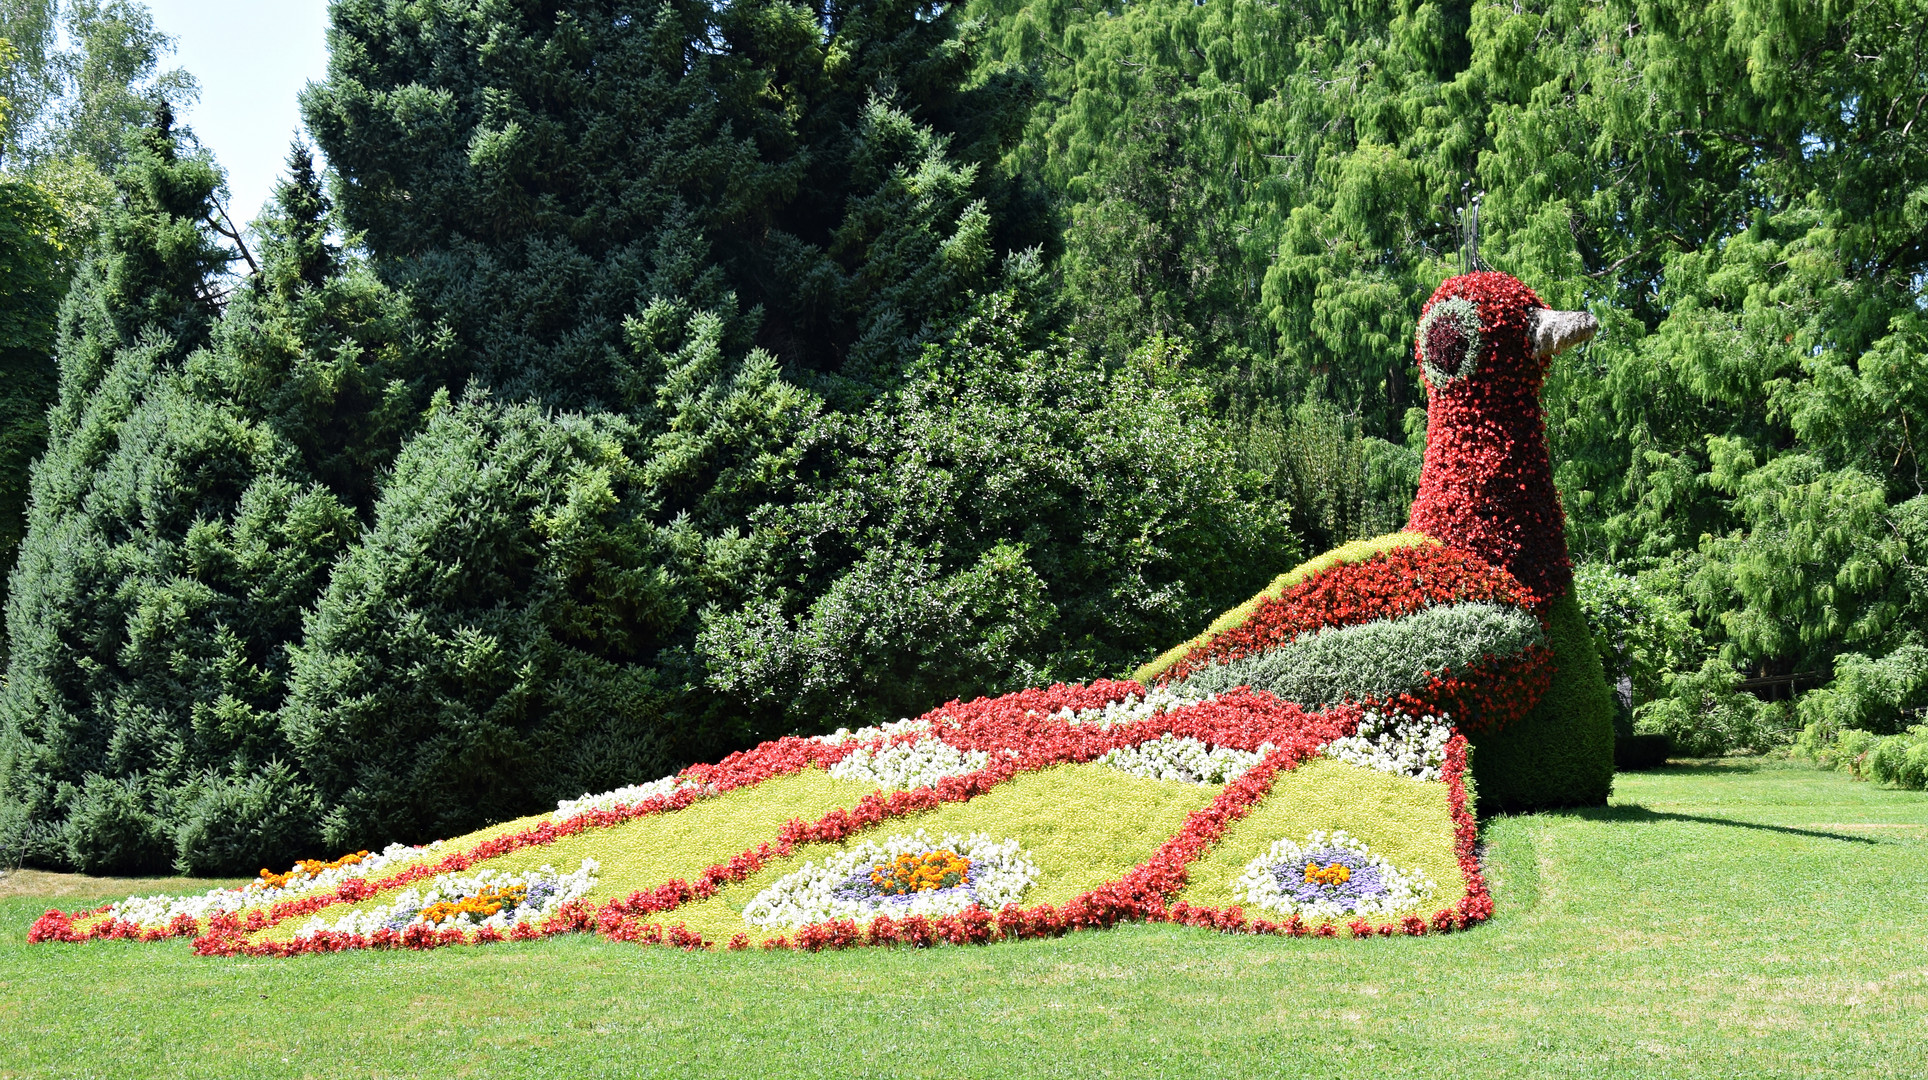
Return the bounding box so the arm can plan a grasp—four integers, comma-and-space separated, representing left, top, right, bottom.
1528, 309, 1599, 358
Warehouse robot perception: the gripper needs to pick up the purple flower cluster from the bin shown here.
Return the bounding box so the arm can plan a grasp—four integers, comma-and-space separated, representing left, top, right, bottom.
1270, 848, 1389, 907
831, 865, 981, 909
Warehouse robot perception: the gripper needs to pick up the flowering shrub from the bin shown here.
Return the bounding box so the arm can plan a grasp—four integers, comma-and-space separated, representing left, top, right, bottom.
1407, 271, 1572, 604
1323, 712, 1454, 781
295, 860, 599, 940
814, 717, 934, 745
554, 777, 704, 822
257, 851, 368, 890
1231, 830, 1435, 921
1095, 734, 1271, 785
827, 739, 992, 789
1051, 685, 1209, 729
742, 831, 1037, 928
42, 841, 439, 938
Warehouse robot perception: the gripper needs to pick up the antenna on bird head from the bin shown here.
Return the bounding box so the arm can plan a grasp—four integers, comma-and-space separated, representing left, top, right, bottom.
1459, 183, 1486, 272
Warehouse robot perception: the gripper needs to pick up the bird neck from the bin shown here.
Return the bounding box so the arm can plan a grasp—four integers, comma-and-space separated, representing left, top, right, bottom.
1406, 371, 1572, 605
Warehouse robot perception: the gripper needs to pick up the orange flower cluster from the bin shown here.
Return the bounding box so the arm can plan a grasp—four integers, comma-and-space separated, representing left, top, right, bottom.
256, 851, 369, 890
1302, 861, 1352, 886
420, 883, 528, 926
870, 850, 971, 896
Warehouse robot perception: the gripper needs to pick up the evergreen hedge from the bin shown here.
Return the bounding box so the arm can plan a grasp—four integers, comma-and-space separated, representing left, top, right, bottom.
1465, 593, 1617, 812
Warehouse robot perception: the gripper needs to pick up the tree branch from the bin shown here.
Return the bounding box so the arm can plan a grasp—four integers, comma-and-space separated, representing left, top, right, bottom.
205, 197, 259, 278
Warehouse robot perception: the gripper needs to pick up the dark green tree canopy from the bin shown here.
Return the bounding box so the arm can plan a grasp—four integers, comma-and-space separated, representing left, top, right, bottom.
303, 0, 1048, 410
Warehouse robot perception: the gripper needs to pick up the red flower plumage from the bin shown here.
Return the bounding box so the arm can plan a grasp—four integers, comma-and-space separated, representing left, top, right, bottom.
1407, 271, 1573, 604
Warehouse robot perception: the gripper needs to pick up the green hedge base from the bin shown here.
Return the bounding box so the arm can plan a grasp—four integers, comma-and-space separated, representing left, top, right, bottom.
1614, 734, 1673, 771
1466, 592, 1616, 812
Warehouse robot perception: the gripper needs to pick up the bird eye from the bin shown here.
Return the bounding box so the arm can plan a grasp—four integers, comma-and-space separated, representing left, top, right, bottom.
1418, 297, 1482, 386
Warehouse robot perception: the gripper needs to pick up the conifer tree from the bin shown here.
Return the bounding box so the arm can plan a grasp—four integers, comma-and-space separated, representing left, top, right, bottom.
0, 113, 376, 874
301, 0, 1044, 411
0, 176, 62, 650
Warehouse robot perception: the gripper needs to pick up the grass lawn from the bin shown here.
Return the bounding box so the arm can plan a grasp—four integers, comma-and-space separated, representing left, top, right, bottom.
1, 758, 1923, 1079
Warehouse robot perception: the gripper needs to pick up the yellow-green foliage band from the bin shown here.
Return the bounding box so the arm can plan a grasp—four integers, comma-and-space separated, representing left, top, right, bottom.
666, 763, 1220, 945
1131, 531, 1438, 685
246, 769, 881, 945
1172, 757, 1465, 923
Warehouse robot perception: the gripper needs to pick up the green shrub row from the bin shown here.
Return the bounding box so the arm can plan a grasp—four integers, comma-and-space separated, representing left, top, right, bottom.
1798, 721, 1928, 789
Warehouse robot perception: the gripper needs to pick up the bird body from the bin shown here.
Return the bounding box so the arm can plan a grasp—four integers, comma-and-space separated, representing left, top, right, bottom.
1138, 271, 1616, 808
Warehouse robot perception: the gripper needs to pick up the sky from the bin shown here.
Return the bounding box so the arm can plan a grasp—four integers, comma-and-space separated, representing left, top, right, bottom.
144, 0, 333, 229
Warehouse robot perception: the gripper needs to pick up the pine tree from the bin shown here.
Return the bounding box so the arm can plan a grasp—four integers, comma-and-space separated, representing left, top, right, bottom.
0, 176, 63, 651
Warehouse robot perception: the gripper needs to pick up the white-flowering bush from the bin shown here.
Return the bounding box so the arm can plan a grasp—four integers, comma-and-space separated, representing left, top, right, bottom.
741, 831, 1036, 928
100, 841, 440, 931
1322, 711, 1454, 782
296, 859, 600, 939
815, 717, 935, 744
553, 776, 704, 822
1048, 685, 1211, 730
827, 737, 990, 789
1095, 734, 1273, 784
1232, 831, 1434, 922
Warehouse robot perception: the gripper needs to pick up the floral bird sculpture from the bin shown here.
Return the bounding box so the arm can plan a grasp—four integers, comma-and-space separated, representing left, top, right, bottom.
31, 271, 1612, 956
1136, 270, 1616, 810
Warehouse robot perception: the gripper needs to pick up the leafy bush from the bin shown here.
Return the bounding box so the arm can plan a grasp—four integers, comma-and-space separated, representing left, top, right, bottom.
1635, 659, 1796, 757
701, 293, 1296, 734
1573, 560, 1707, 733
1796, 645, 1928, 738
1865, 727, 1928, 790
280, 392, 687, 852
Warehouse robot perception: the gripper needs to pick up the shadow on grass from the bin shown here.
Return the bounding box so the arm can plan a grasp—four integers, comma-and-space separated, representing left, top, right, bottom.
1627, 758, 1768, 775
1538, 804, 1886, 845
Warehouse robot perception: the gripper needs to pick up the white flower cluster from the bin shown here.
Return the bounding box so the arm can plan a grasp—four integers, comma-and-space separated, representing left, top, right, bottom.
296, 858, 600, 939
1322, 711, 1454, 782
1232, 830, 1435, 922
1047, 685, 1211, 730
814, 716, 936, 744
553, 775, 705, 822
827, 737, 991, 789
741, 831, 1037, 928
1095, 734, 1274, 785
100, 841, 440, 931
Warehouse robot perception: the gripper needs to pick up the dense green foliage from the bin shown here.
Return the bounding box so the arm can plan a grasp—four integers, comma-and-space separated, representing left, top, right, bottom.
1467, 593, 1615, 810
0, 177, 61, 612
3, 0, 1925, 863
977, 0, 1928, 739
0, 1, 1284, 871
301, 0, 1048, 410
0, 1, 202, 658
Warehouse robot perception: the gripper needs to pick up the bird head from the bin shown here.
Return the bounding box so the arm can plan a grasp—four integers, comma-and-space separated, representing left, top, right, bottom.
1414, 271, 1597, 396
